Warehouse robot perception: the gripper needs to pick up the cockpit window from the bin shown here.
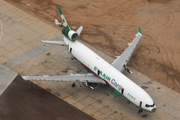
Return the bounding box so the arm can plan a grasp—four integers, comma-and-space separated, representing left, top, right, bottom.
145, 103, 155, 107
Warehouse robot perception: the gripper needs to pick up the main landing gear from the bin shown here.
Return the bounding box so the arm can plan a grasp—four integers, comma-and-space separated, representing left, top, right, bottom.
138, 110, 147, 118
71, 81, 95, 89
83, 80, 94, 89
72, 83, 76, 87
123, 65, 133, 74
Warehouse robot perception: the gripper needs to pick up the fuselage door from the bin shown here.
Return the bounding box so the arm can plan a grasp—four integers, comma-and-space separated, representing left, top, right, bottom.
98, 70, 100, 76
139, 101, 142, 108
70, 48, 72, 53
121, 88, 124, 95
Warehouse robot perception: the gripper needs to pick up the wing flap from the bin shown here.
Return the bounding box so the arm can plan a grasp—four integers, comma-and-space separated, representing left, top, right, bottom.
22, 73, 106, 84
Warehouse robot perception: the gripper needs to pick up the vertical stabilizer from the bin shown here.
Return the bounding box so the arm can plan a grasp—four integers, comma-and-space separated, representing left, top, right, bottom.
58, 7, 70, 31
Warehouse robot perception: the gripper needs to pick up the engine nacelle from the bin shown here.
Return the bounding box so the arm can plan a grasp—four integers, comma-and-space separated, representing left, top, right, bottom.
62, 27, 78, 41
68, 30, 78, 41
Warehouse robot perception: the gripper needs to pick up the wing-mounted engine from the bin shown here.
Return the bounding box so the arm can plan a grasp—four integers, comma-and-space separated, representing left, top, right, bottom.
62, 27, 78, 41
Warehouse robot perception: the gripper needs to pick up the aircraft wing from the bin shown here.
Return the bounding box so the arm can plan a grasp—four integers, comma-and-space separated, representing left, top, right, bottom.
111, 27, 143, 72
22, 73, 106, 84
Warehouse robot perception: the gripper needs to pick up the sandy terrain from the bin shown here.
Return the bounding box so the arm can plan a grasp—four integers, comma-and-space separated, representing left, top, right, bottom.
4, 0, 180, 92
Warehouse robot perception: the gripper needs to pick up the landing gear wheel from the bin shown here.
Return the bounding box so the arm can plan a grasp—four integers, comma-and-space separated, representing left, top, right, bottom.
138, 109, 143, 113
72, 83, 76, 87
138, 110, 147, 118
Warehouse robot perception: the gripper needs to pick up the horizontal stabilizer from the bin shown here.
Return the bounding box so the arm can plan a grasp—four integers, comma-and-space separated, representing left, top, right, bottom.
41, 40, 67, 45
76, 26, 83, 36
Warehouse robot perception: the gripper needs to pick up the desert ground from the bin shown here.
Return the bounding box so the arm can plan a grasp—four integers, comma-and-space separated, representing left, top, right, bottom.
5, 0, 180, 93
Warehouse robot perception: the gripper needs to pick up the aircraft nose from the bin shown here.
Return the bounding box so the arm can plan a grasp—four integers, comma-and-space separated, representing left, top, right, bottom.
151, 108, 156, 113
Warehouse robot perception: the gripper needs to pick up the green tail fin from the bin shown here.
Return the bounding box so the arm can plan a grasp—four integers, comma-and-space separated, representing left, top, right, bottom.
139, 27, 142, 34
57, 7, 70, 30
58, 7, 63, 15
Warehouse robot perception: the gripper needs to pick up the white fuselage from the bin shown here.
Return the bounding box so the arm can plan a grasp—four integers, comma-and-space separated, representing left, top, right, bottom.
64, 37, 156, 113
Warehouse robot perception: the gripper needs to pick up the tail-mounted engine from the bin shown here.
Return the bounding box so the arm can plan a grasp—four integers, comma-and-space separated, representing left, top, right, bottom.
62, 27, 78, 41
56, 7, 83, 42
62, 26, 78, 42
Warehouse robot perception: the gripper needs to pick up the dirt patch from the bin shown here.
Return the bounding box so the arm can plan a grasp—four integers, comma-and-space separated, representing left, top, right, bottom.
4, 0, 180, 93
147, 0, 172, 3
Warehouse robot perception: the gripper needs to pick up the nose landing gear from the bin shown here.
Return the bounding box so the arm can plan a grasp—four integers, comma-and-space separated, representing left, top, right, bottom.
138, 110, 147, 118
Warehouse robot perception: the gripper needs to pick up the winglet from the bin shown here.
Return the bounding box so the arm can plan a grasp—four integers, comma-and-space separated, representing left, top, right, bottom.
58, 7, 63, 15
139, 27, 142, 34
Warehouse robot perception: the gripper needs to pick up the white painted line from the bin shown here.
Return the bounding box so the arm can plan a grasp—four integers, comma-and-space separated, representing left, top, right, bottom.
22, 29, 56, 73
0, 20, 3, 43
48, 29, 56, 40
23, 56, 37, 74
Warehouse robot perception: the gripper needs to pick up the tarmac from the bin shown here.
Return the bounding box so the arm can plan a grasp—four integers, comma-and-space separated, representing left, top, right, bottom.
0, 0, 180, 120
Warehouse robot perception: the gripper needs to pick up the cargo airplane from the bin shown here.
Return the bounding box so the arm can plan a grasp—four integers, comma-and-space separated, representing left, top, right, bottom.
22, 7, 156, 115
